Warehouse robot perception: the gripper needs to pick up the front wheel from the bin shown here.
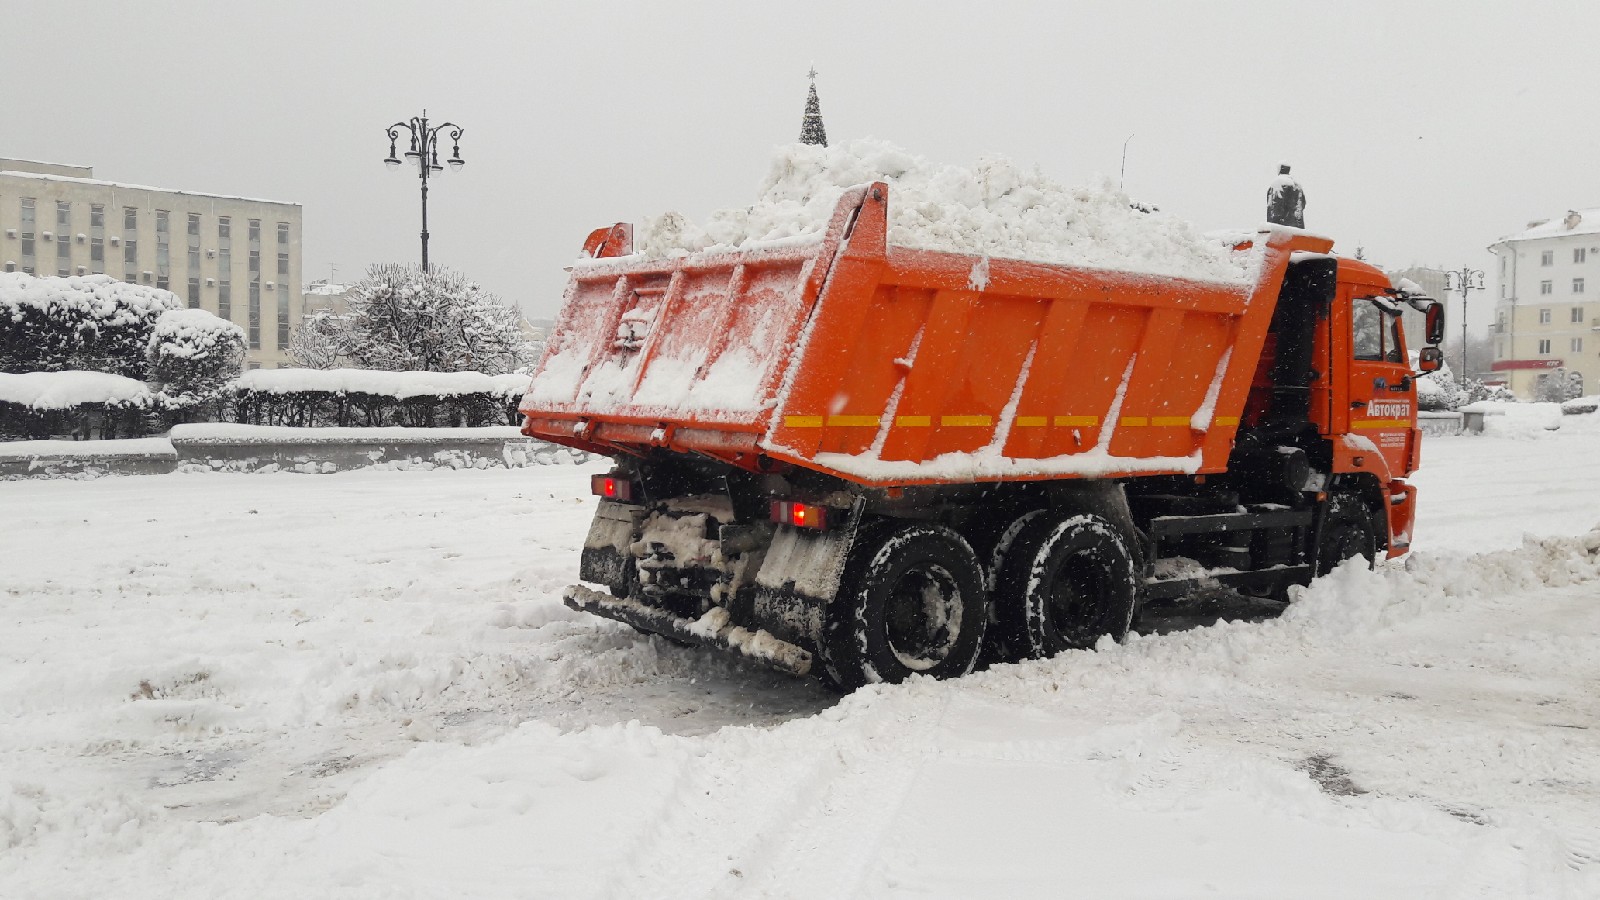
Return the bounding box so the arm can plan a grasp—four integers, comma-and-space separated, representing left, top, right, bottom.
1314, 493, 1377, 576
819, 522, 988, 692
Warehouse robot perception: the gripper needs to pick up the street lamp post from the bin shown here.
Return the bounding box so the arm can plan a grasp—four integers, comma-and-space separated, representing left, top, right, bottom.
383, 110, 465, 272
1444, 266, 1486, 382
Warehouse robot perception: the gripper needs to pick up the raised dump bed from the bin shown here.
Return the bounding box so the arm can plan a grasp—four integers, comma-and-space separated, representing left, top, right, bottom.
522, 184, 1330, 485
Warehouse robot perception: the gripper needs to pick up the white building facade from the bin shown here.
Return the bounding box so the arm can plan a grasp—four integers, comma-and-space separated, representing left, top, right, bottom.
1488, 209, 1600, 398
0, 158, 304, 369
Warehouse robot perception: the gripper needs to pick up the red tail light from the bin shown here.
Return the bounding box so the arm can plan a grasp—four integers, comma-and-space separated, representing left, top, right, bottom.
771, 500, 829, 531
591, 474, 637, 502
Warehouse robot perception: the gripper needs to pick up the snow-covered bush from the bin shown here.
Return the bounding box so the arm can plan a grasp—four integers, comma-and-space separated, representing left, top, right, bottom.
0, 272, 180, 378
146, 309, 245, 406
289, 264, 537, 375
1415, 361, 1466, 411
1463, 378, 1516, 404
1532, 369, 1583, 403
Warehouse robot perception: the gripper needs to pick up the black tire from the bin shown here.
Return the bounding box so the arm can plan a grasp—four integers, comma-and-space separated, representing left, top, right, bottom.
819, 522, 988, 692
990, 513, 1138, 661
1314, 493, 1377, 576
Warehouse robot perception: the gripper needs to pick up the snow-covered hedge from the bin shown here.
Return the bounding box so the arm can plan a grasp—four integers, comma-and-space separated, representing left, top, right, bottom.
0, 272, 180, 378
0, 370, 158, 440
230, 368, 531, 428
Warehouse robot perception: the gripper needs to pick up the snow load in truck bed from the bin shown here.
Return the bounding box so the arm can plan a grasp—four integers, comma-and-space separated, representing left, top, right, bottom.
628, 139, 1250, 285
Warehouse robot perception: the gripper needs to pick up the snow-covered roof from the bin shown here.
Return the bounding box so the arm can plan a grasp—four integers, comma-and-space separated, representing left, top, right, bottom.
232, 368, 530, 398
0, 169, 300, 207
1490, 207, 1600, 246
0, 371, 153, 409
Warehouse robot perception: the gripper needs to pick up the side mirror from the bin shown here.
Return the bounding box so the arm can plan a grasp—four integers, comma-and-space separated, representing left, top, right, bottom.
1424, 301, 1446, 346
1418, 346, 1444, 373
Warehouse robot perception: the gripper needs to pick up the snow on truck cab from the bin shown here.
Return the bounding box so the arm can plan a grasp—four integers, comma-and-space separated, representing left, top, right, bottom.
519, 177, 1445, 691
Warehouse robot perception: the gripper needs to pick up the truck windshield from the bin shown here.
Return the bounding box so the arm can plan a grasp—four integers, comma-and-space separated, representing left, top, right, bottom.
1352, 298, 1404, 363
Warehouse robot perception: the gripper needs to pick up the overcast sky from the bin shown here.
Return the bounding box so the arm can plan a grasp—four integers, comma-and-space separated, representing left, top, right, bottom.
7, 1, 1596, 332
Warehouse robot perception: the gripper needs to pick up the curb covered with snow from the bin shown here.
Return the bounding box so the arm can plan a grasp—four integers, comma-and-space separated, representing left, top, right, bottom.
0, 426, 590, 478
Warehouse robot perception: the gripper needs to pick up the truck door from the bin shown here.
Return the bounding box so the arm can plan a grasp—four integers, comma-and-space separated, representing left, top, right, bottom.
1343, 294, 1415, 475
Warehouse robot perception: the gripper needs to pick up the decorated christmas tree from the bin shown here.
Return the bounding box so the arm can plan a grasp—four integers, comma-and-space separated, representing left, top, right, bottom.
799, 67, 828, 147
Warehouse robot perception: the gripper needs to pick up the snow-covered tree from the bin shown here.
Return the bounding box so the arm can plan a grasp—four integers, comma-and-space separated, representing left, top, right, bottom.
287, 310, 348, 370
290, 264, 536, 375
145, 308, 245, 404
0, 273, 179, 378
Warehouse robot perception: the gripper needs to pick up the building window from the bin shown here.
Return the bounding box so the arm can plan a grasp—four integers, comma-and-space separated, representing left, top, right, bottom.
187, 213, 200, 237
1539, 308, 1552, 324
90, 204, 103, 229
219, 282, 232, 320
249, 249, 260, 274
1578, 248, 1588, 264
187, 277, 200, 309
218, 217, 230, 240
1573, 337, 1584, 353
248, 282, 261, 348
1573, 307, 1585, 323
277, 294, 290, 348
90, 238, 104, 272
277, 222, 289, 244
1542, 250, 1554, 266
156, 275, 169, 291
124, 207, 138, 231
1541, 280, 1553, 295
277, 252, 289, 276
1538, 338, 1552, 354
124, 240, 137, 266
20, 198, 35, 266
1575, 277, 1586, 294
248, 219, 261, 244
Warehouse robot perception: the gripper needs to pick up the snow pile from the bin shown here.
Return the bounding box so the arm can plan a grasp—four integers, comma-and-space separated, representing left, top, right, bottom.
233, 368, 531, 399
0, 370, 153, 409
169, 423, 530, 444
633, 139, 1252, 284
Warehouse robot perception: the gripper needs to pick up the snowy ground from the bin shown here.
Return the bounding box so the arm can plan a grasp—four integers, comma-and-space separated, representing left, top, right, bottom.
3, 414, 1599, 898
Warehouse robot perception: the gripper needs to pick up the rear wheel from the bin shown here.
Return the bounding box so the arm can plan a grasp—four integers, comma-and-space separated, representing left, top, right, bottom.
1314, 493, 1377, 576
819, 522, 988, 692
990, 513, 1138, 661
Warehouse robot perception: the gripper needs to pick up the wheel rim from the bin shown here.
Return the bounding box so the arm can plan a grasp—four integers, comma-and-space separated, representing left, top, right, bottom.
1047, 552, 1109, 647
1328, 524, 1368, 566
885, 563, 963, 671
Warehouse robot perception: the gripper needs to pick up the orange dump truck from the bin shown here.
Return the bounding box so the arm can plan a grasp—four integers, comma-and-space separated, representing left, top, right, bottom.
520, 183, 1445, 690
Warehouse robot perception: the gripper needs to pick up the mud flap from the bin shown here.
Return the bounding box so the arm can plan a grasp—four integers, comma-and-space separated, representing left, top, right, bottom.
564, 584, 814, 676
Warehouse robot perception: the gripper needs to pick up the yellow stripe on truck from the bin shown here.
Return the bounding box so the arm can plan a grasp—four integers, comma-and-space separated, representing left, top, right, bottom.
827, 415, 881, 427
895, 415, 931, 427
1353, 419, 1412, 429
1151, 416, 1191, 427
1054, 415, 1098, 427
784, 415, 824, 428
1013, 416, 1048, 427
941, 415, 993, 427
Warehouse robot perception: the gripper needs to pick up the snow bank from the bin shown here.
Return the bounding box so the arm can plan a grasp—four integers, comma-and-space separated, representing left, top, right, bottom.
232, 368, 531, 399
0, 371, 153, 409
632, 139, 1252, 284
0, 437, 175, 460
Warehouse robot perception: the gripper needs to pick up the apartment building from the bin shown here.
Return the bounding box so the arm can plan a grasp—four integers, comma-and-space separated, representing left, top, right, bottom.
0, 158, 303, 369
1487, 209, 1600, 398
